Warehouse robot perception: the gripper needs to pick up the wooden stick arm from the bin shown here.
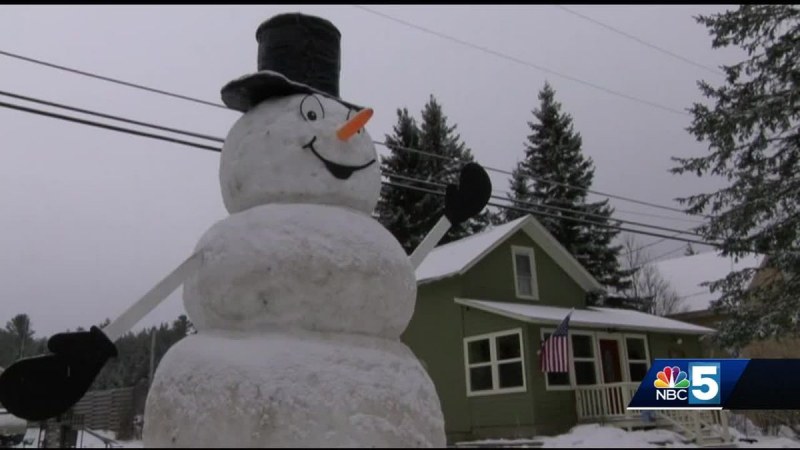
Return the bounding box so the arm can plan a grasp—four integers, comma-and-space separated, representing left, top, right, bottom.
102, 252, 203, 342
409, 216, 452, 270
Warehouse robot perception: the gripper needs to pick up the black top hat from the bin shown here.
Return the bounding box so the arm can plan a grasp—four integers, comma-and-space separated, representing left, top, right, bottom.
221, 13, 361, 112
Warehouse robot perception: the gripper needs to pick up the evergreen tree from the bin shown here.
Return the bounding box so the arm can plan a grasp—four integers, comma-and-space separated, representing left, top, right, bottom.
504, 166, 531, 222
507, 82, 629, 292
671, 5, 800, 350
377, 95, 494, 252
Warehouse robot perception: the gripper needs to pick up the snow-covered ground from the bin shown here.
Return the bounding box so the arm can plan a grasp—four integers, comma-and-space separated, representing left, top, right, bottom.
9, 420, 800, 448
456, 423, 800, 448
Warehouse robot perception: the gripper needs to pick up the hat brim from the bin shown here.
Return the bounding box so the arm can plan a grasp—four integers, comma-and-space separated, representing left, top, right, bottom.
221, 70, 363, 113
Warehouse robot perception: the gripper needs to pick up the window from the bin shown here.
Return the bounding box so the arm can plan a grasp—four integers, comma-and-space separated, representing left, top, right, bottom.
571, 334, 598, 386
541, 330, 570, 389
464, 329, 526, 396
624, 335, 650, 382
541, 329, 600, 390
512, 246, 538, 300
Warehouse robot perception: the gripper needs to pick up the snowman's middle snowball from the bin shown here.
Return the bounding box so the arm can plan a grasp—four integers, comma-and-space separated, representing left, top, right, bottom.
183, 203, 417, 337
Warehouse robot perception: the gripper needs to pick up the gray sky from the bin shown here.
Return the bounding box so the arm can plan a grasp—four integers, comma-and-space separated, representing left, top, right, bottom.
0, 5, 742, 338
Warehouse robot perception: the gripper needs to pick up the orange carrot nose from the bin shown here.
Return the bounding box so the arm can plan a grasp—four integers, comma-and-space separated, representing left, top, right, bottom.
337, 108, 374, 141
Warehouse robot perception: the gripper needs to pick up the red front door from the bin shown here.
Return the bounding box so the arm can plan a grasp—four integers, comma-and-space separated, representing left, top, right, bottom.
599, 339, 623, 383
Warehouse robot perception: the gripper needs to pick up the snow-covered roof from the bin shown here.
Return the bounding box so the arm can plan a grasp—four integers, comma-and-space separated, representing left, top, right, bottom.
415, 215, 604, 292
653, 251, 764, 314
455, 298, 715, 335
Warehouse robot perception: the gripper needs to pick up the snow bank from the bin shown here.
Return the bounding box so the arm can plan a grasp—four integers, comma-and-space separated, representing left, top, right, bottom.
539, 424, 693, 448
456, 423, 800, 448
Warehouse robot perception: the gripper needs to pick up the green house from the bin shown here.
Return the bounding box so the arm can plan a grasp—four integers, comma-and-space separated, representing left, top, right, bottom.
402, 215, 716, 444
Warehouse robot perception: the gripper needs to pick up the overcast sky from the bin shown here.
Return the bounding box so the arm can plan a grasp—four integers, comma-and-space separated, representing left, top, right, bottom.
0, 5, 743, 338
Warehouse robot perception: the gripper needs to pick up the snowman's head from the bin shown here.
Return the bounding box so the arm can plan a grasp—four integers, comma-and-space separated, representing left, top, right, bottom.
220, 93, 380, 214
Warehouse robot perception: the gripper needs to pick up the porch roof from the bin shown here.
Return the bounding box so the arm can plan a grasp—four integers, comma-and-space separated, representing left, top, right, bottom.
455, 298, 715, 335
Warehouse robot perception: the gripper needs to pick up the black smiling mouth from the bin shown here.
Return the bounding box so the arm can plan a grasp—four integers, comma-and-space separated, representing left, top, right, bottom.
302, 136, 376, 180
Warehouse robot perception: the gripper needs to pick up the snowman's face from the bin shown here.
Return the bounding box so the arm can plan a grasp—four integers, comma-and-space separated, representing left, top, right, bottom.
220, 94, 380, 214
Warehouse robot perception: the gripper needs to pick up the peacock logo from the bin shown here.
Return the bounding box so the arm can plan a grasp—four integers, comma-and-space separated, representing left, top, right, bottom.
654, 366, 690, 388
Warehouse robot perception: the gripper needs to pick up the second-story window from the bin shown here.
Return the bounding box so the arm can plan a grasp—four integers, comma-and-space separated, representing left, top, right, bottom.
512, 246, 538, 300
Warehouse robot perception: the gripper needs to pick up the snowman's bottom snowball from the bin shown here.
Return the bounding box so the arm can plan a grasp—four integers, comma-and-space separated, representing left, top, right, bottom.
143, 330, 446, 448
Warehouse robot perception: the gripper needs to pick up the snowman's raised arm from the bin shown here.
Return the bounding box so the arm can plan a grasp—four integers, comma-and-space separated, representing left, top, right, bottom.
103, 252, 203, 341
409, 163, 492, 269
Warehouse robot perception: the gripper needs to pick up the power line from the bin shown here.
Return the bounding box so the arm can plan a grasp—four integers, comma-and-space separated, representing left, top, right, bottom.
646, 244, 688, 263
353, 5, 689, 116
555, 6, 725, 77
0, 100, 222, 153
375, 140, 707, 218
677, 291, 708, 300
383, 179, 717, 247
488, 200, 714, 247
0, 88, 705, 221
621, 236, 669, 257
0, 90, 225, 144
0, 97, 718, 247
612, 208, 706, 225
0, 49, 230, 111
384, 171, 702, 237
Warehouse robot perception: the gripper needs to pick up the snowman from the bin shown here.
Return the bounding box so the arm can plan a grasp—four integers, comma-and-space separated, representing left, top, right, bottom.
0, 12, 491, 448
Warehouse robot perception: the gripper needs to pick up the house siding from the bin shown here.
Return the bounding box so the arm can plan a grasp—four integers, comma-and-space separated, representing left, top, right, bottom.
460, 231, 585, 309
647, 332, 703, 359
527, 323, 578, 436
461, 305, 537, 440
401, 278, 472, 442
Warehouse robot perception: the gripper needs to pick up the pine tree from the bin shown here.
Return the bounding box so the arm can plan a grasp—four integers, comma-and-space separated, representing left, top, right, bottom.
504, 166, 531, 222
377, 95, 494, 253
671, 5, 800, 351
508, 82, 629, 292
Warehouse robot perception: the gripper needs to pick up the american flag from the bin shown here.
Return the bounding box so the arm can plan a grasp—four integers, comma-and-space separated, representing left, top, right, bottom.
540, 310, 572, 373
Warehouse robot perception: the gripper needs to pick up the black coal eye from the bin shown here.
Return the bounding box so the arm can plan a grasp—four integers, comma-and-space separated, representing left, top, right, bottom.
300, 95, 324, 122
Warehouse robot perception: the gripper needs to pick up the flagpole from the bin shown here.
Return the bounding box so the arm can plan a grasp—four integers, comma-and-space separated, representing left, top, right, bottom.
567, 306, 575, 388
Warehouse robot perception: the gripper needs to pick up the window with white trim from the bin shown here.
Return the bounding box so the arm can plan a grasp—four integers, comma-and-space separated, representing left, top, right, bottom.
512, 246, 538, 300
464, 329, 526, 396
541, 329, 600, 390
624, 335, 650, 382
571, 334, 598, 386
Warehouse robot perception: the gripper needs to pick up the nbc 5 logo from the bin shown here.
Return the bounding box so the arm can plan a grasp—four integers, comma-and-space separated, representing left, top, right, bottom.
653, 362, 721, 405
688, 362, 720, 405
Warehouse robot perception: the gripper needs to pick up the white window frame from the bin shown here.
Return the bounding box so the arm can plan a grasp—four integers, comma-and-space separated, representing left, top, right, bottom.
511, 246, 539, 300
539, 328, 600, 391
463, 328, 527, 397
540, 329, 651, 390
622, 333, 650, 382
570, 331, 600, 387
540, 328, 573, 391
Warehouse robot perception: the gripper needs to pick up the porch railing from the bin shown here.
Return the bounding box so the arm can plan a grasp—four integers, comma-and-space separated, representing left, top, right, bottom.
656, 409, 732, 445
575, 383, 733, 445
575, 382, 640, 422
